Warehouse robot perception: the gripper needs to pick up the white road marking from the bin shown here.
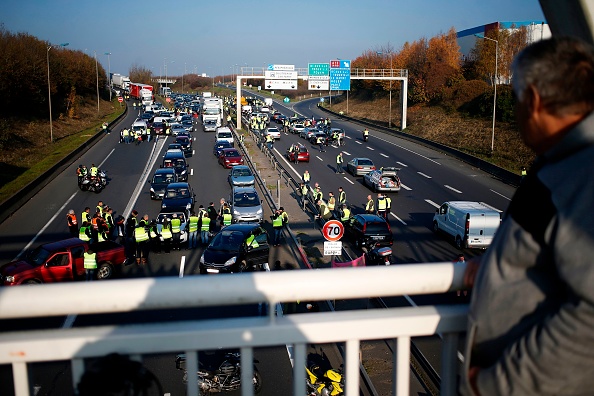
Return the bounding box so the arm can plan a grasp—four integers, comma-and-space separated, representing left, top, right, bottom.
343, 177, 354, 185
418, 172, 432, 179
316, 156, 324, 161
380, 153, 389, 158
179, 256, 186, 278
390, 212, 407, 225
445, 185, 462, 193
490, 189, 511, 200
396, 161, 408, 167
400, 184, 412, 191
366, 147, 375, 151
425, 199, 440, 208
190, 168, 194, 176
375, 135, 442, 165
192, 150, 195, 156
273, 147, 302, 179
479, 202, 503, 212
356, 141, 362, 145
346, 135, 352, 139
342, 151, 351, 156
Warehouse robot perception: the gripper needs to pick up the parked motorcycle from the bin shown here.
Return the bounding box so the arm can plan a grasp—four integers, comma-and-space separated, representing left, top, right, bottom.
306, 361, 344, 396
78, 176, 104, 193
364, 243, 395, 266
176, 350, 263, 394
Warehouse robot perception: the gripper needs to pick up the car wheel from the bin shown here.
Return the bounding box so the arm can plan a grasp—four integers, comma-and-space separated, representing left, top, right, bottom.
24, 279, 41, 285
199, 266, 207, 275
97, 263, 113, 279
433, 221, 439, 233
455, 236, 463, 250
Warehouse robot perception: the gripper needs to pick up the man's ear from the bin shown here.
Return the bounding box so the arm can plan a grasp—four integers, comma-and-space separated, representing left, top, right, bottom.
526, 84, 541, 116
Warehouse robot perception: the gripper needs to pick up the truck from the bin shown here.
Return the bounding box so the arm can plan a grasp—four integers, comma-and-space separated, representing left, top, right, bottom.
129, 82, 154, 100
0, 238, 127, 285
159, 86, 172, 97
110, 73, 131, 90
140, 88, 153, 106
202, 97, 223, 126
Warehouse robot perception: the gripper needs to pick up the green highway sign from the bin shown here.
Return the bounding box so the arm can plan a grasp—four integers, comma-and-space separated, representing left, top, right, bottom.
283, 97, 290, 103
308, 63, 330, 76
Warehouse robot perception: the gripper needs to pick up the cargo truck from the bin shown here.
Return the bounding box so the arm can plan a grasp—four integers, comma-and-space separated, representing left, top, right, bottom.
110, 73, 131, 90
129, 82, 154, 100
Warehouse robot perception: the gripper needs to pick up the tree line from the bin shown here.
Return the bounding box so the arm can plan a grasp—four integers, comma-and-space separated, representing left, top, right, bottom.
0, 26, 110, 120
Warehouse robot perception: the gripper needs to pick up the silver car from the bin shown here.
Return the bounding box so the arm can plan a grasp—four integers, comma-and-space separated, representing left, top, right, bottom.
347, 157, 376, 176
230, 186, 263, 223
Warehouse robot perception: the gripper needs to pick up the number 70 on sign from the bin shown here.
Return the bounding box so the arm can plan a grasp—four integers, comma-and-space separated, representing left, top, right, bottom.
322, 220, 344, 242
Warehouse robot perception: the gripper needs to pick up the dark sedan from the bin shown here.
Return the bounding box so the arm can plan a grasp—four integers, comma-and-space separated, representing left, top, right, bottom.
161, 182, 195, 212
175, 136, 193, 157
213, 140, 233, 157
149, 168, 178, 200
344, 214, 393, 249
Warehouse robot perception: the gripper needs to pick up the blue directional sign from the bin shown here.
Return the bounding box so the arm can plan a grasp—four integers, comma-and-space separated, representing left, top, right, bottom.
329, 59, 351, 91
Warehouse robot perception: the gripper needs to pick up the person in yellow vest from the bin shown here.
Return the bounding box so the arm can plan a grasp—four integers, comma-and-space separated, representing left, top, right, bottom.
335, 152, 344, 174
199, 207, 211, 245
84, 249, 97, 281
302, 170, 311, 186
222, 204, 232, 227
170, 213, 182, 251
134, 216, 150, 265
339, 204, 352, 224
316, 200, 332, 221
188, 211, 199, 249
123, 128, 130, 144
385, 195, 392, 219
338, 186, 347, 207
246, 233, 259, 250
327, 192, 336, 217
377, 193, 387, 219
160, 218, 173, 253
96, 201, 104, 216
280, 207, 289, 225
365, 195, 375, 214
272, 210, 284, 246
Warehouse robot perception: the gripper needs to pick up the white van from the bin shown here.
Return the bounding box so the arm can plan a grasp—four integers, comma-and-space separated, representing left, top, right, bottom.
131, 119, 147, 135
432, 201, 501, 249
215, 127, 234, 146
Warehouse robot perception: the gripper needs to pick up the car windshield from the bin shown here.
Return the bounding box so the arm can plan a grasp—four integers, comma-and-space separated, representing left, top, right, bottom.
173, 159, 186, 168
205, 120, 216, 125
204, 108, 219, 115
233, 169, 252, 177
27, 246, 51, 266
234, 191, 259, 207
175, 138, 189, 144
358, 159, 374, 166
157, 213, 186, 224
165, 188, 190, 199
219, 132, 232, 138
365, 222, 390, 234
209, 230, 244, 252
225, 151, 240, 157
153, 174, 174, 184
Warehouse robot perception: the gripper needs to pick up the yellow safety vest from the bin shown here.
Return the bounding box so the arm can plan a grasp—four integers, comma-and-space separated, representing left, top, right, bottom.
272, 216, 283, 228
377, 198, 387, 211
366, 199, 375, 212
301, 185, 308, 196
246, 234, 259, 248
161, 226, 172, 240
188, 216, 199, 232
79, 226, 90, 241
134, 226, 149, 242
223, 213, 232, 226
339, 191, 346, 204
385, 197, 392, 209
328, 197, 335, 210
83, 252, 97, 269
201, 216, 210, 231
341, 208, 351, 222
171, 218, 181, 233
303, 173, 310, 182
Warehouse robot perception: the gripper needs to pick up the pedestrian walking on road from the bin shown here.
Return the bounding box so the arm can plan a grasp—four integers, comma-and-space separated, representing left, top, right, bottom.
335, 152, 344, 174
67, 209, 78, 237
365, 195, 375, 214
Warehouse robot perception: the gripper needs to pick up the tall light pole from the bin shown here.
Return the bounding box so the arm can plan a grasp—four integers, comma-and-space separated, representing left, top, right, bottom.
475, 34, 498, 155
47, 42, 69, 142
94, 51, 100, 113
104, 52, 111, 101
376, 51, 393, 128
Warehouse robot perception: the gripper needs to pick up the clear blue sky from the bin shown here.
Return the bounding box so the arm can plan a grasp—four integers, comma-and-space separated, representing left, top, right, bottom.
3, 0, 545, 78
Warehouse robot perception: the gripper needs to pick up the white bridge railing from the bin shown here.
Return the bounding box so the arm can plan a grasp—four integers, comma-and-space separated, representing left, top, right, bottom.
0, 263, 468, 396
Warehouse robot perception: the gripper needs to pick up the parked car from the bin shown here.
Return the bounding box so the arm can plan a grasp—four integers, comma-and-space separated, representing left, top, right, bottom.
299, 127, 316, 140
344, 214, 393, 249
347, 157, 376, 176
199, 223, 270, 274
161, 182, 195, 212
203, 119, 218, 132
230, 186, 263, 223
151, 121, 165, 135
264, 127, 281, 139
432, 201, 501, 249
228, 165, 255, 187
364, 167, 401, 192
309, 131, 329, 145
156, 209, 189, 244
175, 136, 193, 157
215, 127, 234, 146
181, 119, 194, 132
170, 123, 186, 136
218, 148, 244, 169
286, 143, 310, 163
214, 140, 233, 157
291, 123, 306, 135
149, 168, 178, 200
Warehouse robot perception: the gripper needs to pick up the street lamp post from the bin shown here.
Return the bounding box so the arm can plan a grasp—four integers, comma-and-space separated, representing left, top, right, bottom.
104, 52, 111, 102
47, 42, 69, 142
94, 51, 99, 113
475, 34, 498, 155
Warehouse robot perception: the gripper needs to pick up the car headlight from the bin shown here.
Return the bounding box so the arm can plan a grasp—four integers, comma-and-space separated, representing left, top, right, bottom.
200, 253, 205, 264
150, 187, 155, 193
224, 256, 237, 267
181, 170, 187, 175
234, 209, 240, 215
256, 208, 263, 215
186, 203, 191, 209
5, 275, 15, 283
161, 203, 166, 208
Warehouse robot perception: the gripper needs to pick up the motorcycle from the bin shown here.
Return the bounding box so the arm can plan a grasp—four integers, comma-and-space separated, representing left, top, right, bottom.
78, 176, 104, 193
364, 243, 395, 266
362, 131, 369, 142
176, 350, 263, 394
306, 361, 344, 396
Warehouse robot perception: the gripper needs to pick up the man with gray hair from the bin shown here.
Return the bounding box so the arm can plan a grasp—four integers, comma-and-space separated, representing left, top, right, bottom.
462, 36, 594, 395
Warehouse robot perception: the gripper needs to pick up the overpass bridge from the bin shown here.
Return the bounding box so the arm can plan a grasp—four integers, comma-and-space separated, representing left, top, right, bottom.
151, 78, 177, 85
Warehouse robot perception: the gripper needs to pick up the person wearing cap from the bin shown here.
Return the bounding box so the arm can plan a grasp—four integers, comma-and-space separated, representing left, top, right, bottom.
67, 209, 78, 237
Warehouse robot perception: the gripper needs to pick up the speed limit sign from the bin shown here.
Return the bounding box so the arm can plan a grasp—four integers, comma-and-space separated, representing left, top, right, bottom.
322, 220, 344, 242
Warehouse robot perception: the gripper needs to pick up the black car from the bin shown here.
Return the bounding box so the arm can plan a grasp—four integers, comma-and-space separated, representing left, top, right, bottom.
199, 224, 270, 274
181, 119, 194, 132
213, 140, 233, 157
344, 214, 393, 249
148, 168, 178, 200
161, 182, 195, 212
175, 136, 193, 157
162, 150, 188, 181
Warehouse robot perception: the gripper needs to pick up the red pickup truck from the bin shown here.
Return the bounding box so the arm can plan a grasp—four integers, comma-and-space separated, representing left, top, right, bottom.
0, 238, 127, 286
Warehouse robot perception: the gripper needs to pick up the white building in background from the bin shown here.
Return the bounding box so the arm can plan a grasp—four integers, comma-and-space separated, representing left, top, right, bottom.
457, 20, 551, 59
